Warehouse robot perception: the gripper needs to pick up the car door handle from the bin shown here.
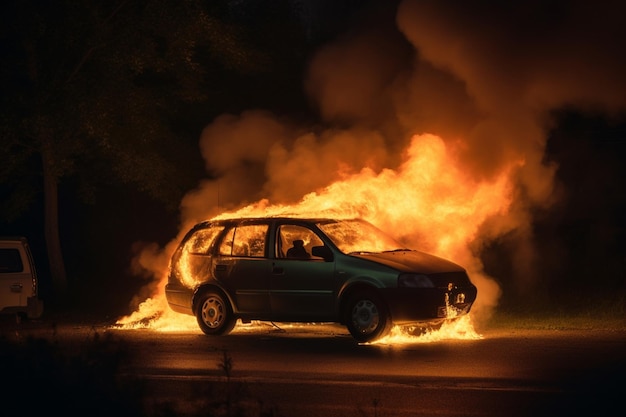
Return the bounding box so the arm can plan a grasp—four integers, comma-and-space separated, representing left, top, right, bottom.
10, 283, 23, 293
272, 266, 284, 274
215, 264, 227, 271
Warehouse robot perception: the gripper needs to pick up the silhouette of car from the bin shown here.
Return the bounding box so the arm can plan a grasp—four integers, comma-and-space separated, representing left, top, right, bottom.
165, 217, 477, 342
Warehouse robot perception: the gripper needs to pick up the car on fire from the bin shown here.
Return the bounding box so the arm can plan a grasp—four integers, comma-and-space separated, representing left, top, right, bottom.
165, 217, 477, 342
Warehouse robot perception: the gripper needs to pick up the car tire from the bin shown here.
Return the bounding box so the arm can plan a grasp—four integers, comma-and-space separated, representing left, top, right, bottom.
195, 290, 236, 336
345, 290, 391, 343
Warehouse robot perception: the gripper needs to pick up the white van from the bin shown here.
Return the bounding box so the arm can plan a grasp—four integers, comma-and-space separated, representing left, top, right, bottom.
0, 236, 44, 319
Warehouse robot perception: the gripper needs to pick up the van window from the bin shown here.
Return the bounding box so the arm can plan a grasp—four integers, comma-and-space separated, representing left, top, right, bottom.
0, 249, 23, 273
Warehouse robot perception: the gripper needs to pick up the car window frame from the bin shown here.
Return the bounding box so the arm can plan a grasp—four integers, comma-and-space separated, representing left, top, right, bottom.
276, 223, 325, 260
218, 222, 269, 258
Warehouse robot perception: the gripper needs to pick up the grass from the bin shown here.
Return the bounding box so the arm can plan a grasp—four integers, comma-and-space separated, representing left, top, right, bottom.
482, 300, 626, 331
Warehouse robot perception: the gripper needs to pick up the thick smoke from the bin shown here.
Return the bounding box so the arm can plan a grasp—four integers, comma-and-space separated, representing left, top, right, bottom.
393, 0, 626, 294
124, 0, 626, 323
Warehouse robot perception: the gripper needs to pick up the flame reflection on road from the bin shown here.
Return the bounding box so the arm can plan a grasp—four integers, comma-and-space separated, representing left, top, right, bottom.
116, 307, 482, 346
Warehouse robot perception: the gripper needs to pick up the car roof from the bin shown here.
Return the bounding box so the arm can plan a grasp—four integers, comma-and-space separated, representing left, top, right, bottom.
199, 216, 355, 225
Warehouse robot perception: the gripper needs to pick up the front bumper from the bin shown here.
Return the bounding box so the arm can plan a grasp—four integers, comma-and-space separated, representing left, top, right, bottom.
380, 284, 477, 325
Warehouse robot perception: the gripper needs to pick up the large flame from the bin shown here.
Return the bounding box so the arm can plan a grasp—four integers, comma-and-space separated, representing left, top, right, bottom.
117, 133, 515, 341
116, 0, 626, 343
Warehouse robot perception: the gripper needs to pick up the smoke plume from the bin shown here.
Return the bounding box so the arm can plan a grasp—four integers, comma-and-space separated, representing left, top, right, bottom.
122, 0, 626, 325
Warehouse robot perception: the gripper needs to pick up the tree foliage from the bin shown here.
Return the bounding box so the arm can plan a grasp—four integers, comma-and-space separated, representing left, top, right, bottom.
0, 0, 267, 300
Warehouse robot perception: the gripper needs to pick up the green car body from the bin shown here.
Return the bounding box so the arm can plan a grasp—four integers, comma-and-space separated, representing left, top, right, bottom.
165, 217, 477, 342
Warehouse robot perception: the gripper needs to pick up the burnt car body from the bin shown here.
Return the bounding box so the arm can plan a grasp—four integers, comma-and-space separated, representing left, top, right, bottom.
165, 217, 477, 342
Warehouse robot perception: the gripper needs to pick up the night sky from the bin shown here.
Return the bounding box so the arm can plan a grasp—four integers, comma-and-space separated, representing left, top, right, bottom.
1, 0, 625, 318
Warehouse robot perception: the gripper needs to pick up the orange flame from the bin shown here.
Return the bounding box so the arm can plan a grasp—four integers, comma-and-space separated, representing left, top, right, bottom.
369, 314, 483, 345
117, 133, 518, 340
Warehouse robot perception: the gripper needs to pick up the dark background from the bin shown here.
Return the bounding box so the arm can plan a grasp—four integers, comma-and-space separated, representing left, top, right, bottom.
1, 0, 624, 320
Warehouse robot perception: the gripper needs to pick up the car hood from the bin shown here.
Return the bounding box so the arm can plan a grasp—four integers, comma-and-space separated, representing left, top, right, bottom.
351, 250, 465, 274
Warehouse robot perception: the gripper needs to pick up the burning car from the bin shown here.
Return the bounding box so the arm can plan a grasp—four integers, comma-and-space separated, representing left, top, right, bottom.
165, 217, 477, 342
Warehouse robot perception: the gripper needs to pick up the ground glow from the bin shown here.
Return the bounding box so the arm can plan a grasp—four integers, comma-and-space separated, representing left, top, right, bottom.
116, 305, 483, 345
369, 316, 483, 346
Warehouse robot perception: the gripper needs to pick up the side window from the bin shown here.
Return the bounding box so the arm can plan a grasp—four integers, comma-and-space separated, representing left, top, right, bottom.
184, 226, 225, 255
174, 225, 225, 287
0, 249, 24, 273
219, 224, 268, 258
278, 225, 324, 260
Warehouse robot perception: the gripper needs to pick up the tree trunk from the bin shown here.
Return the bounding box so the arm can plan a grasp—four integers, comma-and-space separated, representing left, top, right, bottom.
41, 133, 68, 302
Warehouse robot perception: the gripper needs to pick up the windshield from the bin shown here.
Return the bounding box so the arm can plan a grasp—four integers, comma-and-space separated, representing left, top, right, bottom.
316, 219, 407, 254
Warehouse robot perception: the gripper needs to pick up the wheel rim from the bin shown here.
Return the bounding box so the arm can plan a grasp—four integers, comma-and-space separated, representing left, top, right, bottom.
201, 296, 225, 329
351, 299, 380, 335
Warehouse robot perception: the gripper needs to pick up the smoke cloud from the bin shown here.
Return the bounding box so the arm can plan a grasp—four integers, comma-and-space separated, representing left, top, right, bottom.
124, 0, 626, 324
393, 0, 626, 294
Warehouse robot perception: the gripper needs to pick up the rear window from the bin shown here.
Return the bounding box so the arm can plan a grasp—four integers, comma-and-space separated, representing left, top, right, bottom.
0, 248, 24, 273
185, 226, 225, 255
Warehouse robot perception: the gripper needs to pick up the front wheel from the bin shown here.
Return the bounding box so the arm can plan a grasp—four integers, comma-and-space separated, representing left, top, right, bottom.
195, 290, 236, 336
345, 290, 391, 343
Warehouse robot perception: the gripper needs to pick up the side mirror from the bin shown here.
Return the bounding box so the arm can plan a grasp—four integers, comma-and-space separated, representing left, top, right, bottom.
312, 245, 334, 262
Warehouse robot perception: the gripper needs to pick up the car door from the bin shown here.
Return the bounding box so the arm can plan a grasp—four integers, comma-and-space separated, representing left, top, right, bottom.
213, 222, 272, 316
270, 224, 336, 321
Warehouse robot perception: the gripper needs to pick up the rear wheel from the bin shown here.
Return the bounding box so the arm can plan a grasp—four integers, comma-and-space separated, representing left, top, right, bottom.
195, 290, 236, 335
345, 290, 391, 343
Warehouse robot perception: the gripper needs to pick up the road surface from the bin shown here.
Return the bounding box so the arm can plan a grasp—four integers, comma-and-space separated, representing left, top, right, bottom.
4, 316, 623, 417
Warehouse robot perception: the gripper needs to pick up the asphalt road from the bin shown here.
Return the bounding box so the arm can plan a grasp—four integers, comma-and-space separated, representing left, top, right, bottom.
3, 318, 625, 417
123, 324, 625, 417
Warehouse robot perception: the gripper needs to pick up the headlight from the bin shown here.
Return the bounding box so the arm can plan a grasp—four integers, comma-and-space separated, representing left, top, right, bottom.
398, 274, 434, 288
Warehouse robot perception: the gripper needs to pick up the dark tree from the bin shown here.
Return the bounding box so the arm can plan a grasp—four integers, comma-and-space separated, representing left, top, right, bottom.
0, 0, 264, 304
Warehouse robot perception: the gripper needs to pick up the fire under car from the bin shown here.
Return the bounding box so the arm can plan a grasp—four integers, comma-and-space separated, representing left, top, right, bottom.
165, 217, 477, 342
